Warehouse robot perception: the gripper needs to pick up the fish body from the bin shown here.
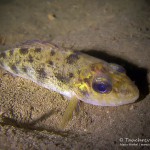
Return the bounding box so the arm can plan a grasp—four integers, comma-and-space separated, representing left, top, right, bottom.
0, 40, 139, 106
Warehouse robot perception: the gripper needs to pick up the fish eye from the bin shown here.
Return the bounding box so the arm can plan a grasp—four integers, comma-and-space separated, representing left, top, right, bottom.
92, 76, 112, 94
110, 63, 126, 73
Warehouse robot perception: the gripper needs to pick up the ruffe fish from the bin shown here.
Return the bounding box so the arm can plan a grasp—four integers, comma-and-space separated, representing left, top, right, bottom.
0, 40, 139, 127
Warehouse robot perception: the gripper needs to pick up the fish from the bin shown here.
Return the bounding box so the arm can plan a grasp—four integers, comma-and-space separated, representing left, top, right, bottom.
0, 40, 139, 127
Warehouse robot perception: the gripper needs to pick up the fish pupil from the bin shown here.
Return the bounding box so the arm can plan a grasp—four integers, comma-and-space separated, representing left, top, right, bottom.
92, 80, 112, 94
97, 83, 107, 92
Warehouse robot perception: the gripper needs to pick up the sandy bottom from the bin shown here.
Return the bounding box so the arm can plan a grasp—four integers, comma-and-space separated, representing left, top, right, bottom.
0, 0, 150, 149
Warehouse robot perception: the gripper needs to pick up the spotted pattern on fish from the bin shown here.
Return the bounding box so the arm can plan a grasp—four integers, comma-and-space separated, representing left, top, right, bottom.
22, 66, 27, 73
19, 48, 29, 54
69, 72, 74, 78
48, 60, 53, 66
37, 68, 47, 79
0, 52, 6, 58
9, 64, 18, 73
66, 52, 80, 64
34, 48, 41, 53
50, 49, 55, 56
28, 54, 34, 63
0, 40, 139, 107
55, 73, 70, 83
9, 50, 14, 56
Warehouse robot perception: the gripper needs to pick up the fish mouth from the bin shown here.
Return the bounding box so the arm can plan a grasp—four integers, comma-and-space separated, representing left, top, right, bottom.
82, 87, 139, 106
112, 86, 139, 106
116, 87, 139, 106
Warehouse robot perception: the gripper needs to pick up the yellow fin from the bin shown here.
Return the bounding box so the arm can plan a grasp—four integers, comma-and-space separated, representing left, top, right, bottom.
59, 97, 79, 128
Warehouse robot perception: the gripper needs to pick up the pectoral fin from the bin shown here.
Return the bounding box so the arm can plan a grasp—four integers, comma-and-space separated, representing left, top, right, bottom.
59, 97, 79, 128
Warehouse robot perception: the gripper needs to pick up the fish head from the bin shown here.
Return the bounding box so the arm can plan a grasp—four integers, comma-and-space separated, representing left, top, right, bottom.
74, 62, 139, 106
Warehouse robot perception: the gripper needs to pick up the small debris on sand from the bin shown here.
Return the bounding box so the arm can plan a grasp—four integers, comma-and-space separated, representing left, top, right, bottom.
48, 13, 56, 21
